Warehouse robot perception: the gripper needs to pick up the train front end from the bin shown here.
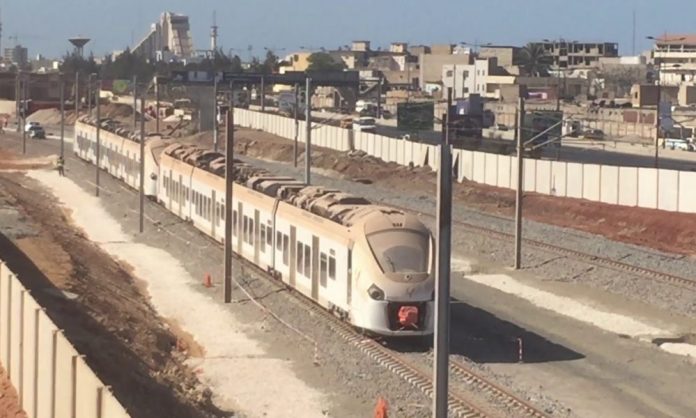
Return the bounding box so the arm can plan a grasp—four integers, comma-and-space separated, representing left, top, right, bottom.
351, 210, 435, 337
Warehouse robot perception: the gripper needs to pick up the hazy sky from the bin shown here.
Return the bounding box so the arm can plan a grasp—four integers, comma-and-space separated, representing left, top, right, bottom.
3, 0, 696, 59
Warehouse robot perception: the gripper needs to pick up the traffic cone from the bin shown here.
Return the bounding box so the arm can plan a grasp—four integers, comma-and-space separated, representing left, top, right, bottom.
374, 397, 388, 418
203, 273, 212, 288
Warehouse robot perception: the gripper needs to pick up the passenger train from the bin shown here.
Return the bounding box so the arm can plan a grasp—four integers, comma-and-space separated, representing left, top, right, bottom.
74, 117, 435, 336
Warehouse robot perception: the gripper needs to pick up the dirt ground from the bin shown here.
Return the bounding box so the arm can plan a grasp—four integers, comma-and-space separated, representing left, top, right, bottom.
215, 128, 696, 256
0, 366, 25, 418
0, 168, 231, 417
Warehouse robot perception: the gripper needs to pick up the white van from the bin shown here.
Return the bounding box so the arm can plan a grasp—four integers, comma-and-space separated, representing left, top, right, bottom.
665, 138, 694, 151
353, 117, 376, 133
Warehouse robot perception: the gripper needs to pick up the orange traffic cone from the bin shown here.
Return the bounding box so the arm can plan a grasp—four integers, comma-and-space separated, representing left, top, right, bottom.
374, 397, 388, 418
203, 273, 212, 288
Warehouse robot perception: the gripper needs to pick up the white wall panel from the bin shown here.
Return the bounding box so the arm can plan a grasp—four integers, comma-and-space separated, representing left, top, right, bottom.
679, 171, 696, 213
484, 153, 498, 186
566, 162, 584, 199
523, 158, 536, 192
618, 167, 639, 207
472, 151, 486, 183
600, 165, 619, 204
550, 161, 567, 197
658, 169, 679, 212
637, 167, 658, 209
582, 164, 601, 202
535, 160, 552, 195
497, 155, 512, 189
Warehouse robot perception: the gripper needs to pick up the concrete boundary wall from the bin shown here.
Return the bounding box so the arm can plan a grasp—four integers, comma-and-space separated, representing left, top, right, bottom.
0, 262, 130, 418
232, 108, 695, 215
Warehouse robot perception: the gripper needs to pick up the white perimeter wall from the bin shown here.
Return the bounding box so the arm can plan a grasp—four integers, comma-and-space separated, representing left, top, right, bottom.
234, 108, 696, 214
0, 262, 130, 418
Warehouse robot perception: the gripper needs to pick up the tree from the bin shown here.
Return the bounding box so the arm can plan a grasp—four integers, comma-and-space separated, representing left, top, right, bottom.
520, 43, 552, 77
262, 49, 279, 73
307, 52, 345, 72
100, 48, 155, 80
60, 52, 100, 76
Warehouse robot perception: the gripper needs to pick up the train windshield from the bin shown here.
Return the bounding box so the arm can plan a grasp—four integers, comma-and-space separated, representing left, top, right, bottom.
367, 230, 430, 274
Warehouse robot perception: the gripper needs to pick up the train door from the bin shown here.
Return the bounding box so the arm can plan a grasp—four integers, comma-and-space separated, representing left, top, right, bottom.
254, 209, 260, 265
289, 226, 296, 287
168, 169, 173, 210
237, 202, 243, 254
311, 235, 319, 301
211, 190, 216, 238
178, 174, 183, 218
347, 248, 352, 306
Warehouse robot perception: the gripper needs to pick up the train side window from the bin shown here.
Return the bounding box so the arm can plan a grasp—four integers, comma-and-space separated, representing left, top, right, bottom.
320, 253, 328, 287
249, 219, 254, 245
221, 204, 225, 221
276, 231, 282, 251
243, 216, 248, 242
259, 224, 266, 253
282, 234, 289, 265
329, 254, 336, 281
266, 222, 272, 246
304, 245, 311, 278
233, 211, 238, 235
296, 242, 303, 274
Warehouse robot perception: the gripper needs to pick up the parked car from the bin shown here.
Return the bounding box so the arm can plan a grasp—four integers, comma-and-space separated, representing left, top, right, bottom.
584, 129, 605, 140
665, 138, 695, 151
28, 125, 46, 139
353, 117, 376, 133
24, 121, 40, 132
380, 109, 393, 119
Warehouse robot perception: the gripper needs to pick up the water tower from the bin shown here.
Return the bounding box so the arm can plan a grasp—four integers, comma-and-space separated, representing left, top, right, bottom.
68, 37, 90, 57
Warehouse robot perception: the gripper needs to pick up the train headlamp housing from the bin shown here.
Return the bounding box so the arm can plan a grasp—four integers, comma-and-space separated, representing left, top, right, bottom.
367, 284, 385, 301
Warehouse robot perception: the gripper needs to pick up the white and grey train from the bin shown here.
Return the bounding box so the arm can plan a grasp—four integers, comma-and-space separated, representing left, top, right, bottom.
74, 117, 435, 336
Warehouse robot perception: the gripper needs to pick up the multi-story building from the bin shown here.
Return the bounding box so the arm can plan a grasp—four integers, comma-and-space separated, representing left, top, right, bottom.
442, 57, 507, 99
531, 40, 618, 69
4, 44, 28, 67
651, 34, 696, 86
478, 46, 523, 68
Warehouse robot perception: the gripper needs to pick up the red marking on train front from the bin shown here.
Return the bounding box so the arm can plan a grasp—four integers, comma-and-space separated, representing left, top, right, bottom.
398, 306, 419, 328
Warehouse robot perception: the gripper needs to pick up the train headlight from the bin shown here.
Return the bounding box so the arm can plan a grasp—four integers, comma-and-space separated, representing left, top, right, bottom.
367, 284, 385, 301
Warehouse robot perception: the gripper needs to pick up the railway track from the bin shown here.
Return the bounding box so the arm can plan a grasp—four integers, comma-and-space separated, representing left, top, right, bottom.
400, 205, 696, 291
228, 250, 549, 418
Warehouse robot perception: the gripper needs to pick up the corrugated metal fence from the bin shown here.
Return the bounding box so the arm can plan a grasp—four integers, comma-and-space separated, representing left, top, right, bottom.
0, 261, 130, 418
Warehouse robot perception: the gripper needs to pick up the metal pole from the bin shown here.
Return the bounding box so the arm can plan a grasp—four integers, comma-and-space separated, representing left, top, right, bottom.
60, 73, 65, 158
155, 77, 160, 133
433, 88, 453, 418
95, 80, 101, 197
294, 83, 299, 167
260, 76, 265, 112
22, 75, 27, 154
514, 97, 525, 270
305, 77, 312, 185
224, 82, 234, 304
377, 77, 383, 119
87, 74, 93, 118
213, 78, 219, 152
139, 87, 145, 233
132, 75, 137, 132
555, 68, 561, 112
15, 73, 20, 132
75, 72, 80, 120
654, 63, 661, 169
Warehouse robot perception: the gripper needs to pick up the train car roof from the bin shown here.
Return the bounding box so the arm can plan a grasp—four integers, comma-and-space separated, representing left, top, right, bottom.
163, 144, 410, 228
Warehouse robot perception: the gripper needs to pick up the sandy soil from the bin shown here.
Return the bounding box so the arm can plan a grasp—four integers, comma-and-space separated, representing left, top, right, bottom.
219, 128, 696, 256
0, 170, 232, 418
0, 366, 25, 418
